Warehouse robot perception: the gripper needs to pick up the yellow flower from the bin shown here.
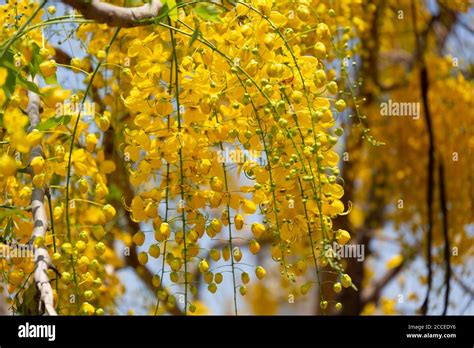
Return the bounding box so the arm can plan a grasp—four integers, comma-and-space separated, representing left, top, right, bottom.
133, 42, 168, 78
199, 259, 210, 273
96, 50, 106, 60
30, 156, 45, 174
61, 243, 73, 255
53, 205, 63, 221
32, 173, 45, 188
222, 245, 231, 261
0, 67, 7, 86
269, 11, 287, 27
78, 178, 89, 194
26, 129, 43, 147
335, 99, 347, 112
95, 242, 106, 256
95, 182, 109, 199
234, 214, 244, 230
233, 247, 243, 262
314, 42, 326, 59
249, 239, 260, 254
86, 133, 98, 152
102, 204, 116, 221
80, 302, 95, 315
159, 222, 171, 239
209, 249, 220, 262
138, 251, 148, 265
386, 255, 404, 270
149, 244, 160, 258
251, 222, 265, 238
97, 115, 110, 132
39, 59, 57, 77
132, 231, 145, 246
255, 266, 266, 279
341, 274, 352, 288
9, 269, 25, 286
336, 229, 351, 245
0, 154, 16, 177
210, 176, 223, 192
242, 200, 257, 214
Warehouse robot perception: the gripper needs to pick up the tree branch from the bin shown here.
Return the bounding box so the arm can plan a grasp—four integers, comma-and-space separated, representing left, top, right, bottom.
452, 272, 474, 298
411, 0, 435, 316
27, 78, 57, 316
62, 0, 162, 27
438, 162, 451, 315
361, 262, 404, 306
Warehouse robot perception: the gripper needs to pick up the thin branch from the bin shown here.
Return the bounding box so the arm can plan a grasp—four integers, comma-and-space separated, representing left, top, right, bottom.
27, 78, 57, 316
361, 262, 404, 306
62, 0, 162, 28
452, 272, 474, 298
457, 17, 474, 34
438, 162, 451, 315
411, 0, 435, 316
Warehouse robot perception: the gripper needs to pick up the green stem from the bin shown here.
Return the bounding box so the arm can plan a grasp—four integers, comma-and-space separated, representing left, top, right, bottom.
155, 19, 174, 316
64, 27, 121, 313
297, 176, 324, 313
214, 110, 238, 315
46, 190, 59, 312
169, 25, 188, 315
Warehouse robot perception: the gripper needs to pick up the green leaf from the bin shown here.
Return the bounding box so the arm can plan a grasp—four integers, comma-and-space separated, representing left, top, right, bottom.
189, 27, 201, 48
1, 50, 17, 71
193, 3, 222, 23
28, 43, 42, 78
0, 207, 26, 221
44, 73, 58, 85
35, 115, 71, 131
0, 50, 42, 96
16, 281, 42, 315
162, 0, 178, 21
154, 0, 178, 23
2, 217, 14, 241
1, 50, 18, 97
106, 183, 123, 203
153, 2, 169, 24
16, 74, 42, 95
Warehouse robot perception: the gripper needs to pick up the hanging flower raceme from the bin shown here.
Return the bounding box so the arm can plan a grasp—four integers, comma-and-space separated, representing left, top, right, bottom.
112, 0, 361, 314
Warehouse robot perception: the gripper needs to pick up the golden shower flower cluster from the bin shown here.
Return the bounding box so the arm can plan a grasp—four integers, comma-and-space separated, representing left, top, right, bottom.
0, 0, 122, 315
0, 0, 378, 315
103, 0, 362, 314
